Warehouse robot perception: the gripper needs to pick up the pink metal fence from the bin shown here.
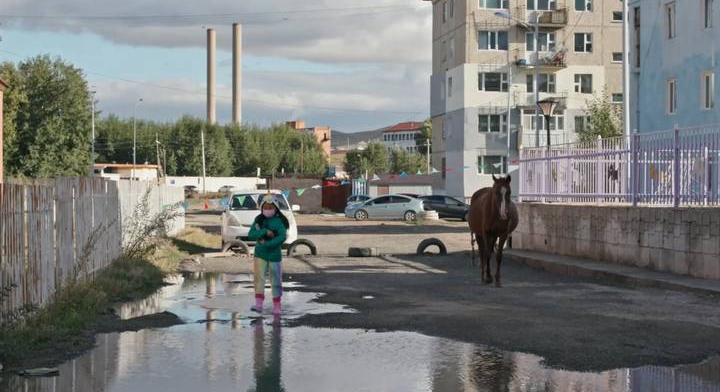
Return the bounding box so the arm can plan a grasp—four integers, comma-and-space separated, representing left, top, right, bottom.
519, 125, 720, 206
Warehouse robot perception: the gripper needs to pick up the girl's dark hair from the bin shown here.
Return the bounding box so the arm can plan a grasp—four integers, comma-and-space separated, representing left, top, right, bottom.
254, 204, 290, 229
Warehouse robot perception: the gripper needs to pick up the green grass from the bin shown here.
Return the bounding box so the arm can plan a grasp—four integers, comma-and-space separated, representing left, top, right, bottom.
0, 257, 165, 368
150, 227, 221, 272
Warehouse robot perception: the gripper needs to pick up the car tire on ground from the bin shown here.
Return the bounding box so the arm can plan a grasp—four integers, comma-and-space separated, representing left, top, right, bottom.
355, 210, 368, 221
416, 238, 448, 256
287, 239, 318, 256
404, 210, 417, 222
222, 240, 250, 255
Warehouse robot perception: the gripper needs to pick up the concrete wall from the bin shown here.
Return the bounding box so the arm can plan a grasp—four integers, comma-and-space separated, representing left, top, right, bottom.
514, 203, 720, 280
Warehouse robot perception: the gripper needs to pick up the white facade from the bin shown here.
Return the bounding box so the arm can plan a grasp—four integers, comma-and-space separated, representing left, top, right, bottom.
383, 130, 423, 152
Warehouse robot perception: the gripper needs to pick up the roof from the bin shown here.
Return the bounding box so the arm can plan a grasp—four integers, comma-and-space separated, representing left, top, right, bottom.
371, 174, 443, 187
382, 122, 425, 134
0, 78, 8, 90
94, 163, 160, 170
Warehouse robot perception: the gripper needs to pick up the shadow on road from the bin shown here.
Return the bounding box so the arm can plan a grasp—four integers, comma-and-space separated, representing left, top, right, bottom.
298, 224, 468, 235
171, 237, 217, 254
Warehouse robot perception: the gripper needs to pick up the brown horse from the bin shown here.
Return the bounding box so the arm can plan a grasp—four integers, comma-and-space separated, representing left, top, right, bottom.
467, 175, 518, 287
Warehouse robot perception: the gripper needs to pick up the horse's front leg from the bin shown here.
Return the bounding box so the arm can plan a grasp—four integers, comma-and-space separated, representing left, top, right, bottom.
495, 235, 507, 287
483, 235, 496, 284
470, 232, 476, 267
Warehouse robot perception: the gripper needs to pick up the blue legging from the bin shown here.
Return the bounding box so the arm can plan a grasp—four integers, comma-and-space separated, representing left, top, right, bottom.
254, 258, 283, 299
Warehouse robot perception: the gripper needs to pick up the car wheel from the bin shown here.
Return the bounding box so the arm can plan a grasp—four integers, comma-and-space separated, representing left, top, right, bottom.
404, 210, 417, 222
355, 210, 368, 221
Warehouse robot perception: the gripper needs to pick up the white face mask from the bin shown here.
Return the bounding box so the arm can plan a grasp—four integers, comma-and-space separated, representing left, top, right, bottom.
262, 209, 276, 218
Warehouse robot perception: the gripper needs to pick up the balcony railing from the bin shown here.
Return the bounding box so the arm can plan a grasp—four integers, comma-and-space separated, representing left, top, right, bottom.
534, 8, 568, 26
515, 49, 567, 69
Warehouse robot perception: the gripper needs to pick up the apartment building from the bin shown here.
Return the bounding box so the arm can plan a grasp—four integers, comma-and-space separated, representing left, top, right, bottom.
629, 0, 718, 132
286, 120, 332, 157
423, 0, 623, 199
382, 121, 426, 152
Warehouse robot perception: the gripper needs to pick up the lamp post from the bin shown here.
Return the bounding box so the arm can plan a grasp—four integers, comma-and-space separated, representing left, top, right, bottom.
538, 97, 558, 200
90, 89, 96, 176
132, 98, 143, 180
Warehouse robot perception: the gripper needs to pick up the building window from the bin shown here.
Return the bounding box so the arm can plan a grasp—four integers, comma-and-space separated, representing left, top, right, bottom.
612, 11, 623, 22
448, 77, 453, 97
449, 0, 455, 18
574, 33, 592, 52
612, 93, 624, 103
449, 37, 455, 62
705, 0, 714, 28
524, 109, 565, 131
479, 72, 509, 92
574, 74, 593, 93
478, 30, 509, 50
526, 32, 556, 51
612, 52, 623, 63
479, 114, 507, 132
478, 156, 507, 175
666, 2, 676, 39
526, 74, 556, 93
481, 0, 509, 8
702, 71, 715, 109
575, 0, 592, 11
443, 1, 448, 23
667, 79, 678, 114
527, 0, 557, 10
575, 116, 588, 132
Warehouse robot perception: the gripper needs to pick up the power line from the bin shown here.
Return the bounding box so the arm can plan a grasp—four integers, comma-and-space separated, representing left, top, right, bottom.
0, 5, 414, 21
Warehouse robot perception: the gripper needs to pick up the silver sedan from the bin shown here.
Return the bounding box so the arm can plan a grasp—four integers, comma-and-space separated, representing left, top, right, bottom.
344, 194, 425, 222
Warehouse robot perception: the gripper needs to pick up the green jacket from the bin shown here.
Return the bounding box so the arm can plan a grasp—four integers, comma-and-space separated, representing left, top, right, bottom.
248, 214, 287, 262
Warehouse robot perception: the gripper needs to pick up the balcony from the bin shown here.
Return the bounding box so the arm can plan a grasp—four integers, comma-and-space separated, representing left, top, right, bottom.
534, 8, 568, 27
515, 50, 567, 70
515, 92, 568, 110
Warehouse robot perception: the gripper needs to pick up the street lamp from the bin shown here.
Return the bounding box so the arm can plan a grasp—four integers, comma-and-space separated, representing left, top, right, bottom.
537, 97, 558, 151
132, 98, 143, 180
495, 10, 541, 148
90, 89, 96, 175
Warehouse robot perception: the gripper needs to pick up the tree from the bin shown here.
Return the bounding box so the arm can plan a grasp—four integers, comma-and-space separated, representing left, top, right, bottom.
1, 56, 92, 177
344, 142, 389, 177
578, 92, 623, 143
416, 119, 432, 155
390, 148, 425, 174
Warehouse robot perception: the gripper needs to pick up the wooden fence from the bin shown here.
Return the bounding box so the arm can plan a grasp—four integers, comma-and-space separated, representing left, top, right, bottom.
0, 177, 122, 321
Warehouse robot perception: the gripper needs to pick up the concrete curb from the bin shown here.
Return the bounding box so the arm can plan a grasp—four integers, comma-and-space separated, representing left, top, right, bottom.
506, 250, 720, 297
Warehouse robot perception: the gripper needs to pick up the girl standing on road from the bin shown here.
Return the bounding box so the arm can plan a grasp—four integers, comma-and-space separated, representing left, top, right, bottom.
248, 194, 289, 315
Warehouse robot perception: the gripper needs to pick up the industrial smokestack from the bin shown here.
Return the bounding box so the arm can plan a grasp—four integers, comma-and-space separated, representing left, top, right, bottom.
232, 23, 242, 125
206, 28, 216, 124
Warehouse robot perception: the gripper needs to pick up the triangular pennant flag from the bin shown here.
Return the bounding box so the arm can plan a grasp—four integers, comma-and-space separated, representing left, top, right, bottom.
492, 162, 503, 168
282, 190, 291, 200
311, 184, 322, 189
399, 172, 408, 177
371, 174, 381, 182
341, 180, 350, 185
416, 170, 423, 175
296, 188, 306, 197
431, 167, 440, 174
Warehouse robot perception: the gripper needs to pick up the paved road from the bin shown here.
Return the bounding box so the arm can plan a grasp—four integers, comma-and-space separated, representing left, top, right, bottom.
182, 211, 720, 372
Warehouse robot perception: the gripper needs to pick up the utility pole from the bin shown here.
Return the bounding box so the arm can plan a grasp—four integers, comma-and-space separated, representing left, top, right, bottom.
425, 138, 431, 175
300, 138, 304, 174
132, 98, 143, 180
90, 90, 96, 176
155, 131, 161, 178
200, 128, 207, 194
622, 0, 631, 136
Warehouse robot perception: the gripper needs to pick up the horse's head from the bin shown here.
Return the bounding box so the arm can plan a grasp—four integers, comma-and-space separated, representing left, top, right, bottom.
491, 174, 512, 220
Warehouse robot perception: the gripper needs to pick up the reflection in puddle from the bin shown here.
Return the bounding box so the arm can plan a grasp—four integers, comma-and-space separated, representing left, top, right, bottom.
3, 273, 720, 392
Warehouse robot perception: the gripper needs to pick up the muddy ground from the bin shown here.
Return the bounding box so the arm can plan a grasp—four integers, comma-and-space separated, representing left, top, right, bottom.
182, 211, 720, 372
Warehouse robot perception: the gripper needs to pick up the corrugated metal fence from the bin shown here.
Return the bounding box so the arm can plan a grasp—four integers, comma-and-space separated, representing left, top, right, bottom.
0, 177, 185, 322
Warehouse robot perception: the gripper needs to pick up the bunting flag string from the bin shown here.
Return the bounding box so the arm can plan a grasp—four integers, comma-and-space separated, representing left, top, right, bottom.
371, 174, 381, 182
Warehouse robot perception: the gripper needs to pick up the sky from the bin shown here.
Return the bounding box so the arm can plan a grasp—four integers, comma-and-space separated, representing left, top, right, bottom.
0, 1, 432, 133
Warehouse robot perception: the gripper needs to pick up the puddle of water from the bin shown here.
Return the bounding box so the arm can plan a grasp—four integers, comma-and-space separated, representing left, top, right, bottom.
3, 273, 720, 392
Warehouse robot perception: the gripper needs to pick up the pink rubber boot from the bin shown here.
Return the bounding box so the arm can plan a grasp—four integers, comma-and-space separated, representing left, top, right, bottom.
272, 297, 282, 316
251, 294, 264, 313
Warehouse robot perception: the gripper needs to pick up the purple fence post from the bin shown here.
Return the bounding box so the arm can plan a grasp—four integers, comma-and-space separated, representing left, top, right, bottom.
673, 126, 680, 207
631, 130, 638, 207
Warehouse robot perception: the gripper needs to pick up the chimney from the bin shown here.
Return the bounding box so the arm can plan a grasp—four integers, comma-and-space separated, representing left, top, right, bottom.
206, 28, 216, 124
232, 23, 242, 125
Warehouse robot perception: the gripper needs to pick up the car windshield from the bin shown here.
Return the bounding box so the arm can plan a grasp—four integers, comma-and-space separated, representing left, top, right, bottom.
230, 194, 289, 211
